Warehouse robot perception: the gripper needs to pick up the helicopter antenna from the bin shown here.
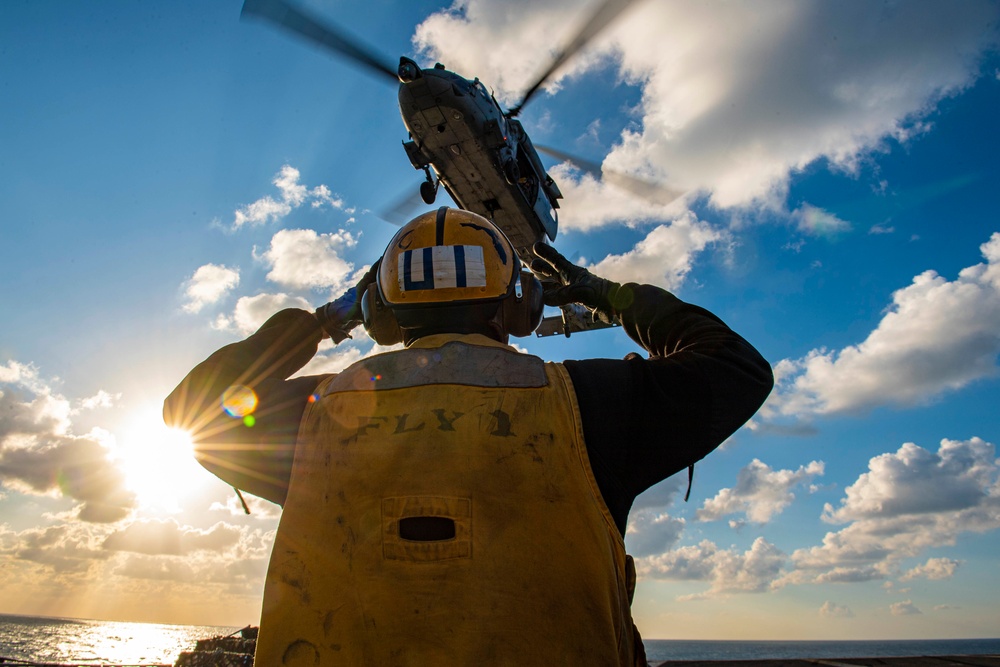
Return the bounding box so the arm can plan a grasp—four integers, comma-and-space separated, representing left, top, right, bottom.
241, 0, 399, 83
507, 0, 639, 118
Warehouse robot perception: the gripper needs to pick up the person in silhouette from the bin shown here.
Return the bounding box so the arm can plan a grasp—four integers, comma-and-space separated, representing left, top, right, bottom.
165, 207, 772, 665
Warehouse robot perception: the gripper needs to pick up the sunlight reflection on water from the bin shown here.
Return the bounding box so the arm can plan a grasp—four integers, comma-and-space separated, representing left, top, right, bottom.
0, 614, 240, 665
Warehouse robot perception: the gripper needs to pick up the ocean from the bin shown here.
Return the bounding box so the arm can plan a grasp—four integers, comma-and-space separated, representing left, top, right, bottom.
1, 613, 998, 664
0, 614, 240, 665
644, 637, 1000, 661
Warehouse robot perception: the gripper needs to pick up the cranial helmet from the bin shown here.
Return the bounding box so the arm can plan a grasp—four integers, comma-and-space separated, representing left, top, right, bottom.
362, 207, 543, 345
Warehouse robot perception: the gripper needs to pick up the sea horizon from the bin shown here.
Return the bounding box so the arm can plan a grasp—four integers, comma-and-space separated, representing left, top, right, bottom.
2, 612, 998, 664
6, 610, 999, 643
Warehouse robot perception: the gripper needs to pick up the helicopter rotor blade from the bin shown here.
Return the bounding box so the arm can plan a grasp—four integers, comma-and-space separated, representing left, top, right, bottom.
508, 0, 639, 117
241, 0, 398, 83
536, 144, 686, 206
379, 189, 431, 227
377, 183, 456, 227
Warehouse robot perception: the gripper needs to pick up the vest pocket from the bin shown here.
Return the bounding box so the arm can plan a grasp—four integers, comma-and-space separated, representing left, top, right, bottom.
382, 496, 472, 561
398, 516, 457, 541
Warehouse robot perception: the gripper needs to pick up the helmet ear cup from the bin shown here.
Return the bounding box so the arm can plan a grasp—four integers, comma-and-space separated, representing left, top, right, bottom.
361, 284, 403, 346
502, 271, 544, 338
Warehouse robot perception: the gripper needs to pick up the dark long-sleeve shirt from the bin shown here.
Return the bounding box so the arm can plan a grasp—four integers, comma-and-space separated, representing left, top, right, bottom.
164, 284, 773, 534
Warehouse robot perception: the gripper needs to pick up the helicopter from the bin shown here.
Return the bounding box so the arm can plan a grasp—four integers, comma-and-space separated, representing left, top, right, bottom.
240, 0, 655, 336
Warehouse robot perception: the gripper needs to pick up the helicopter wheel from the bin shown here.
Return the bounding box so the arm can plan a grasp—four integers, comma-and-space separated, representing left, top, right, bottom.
420, 180, 437, 205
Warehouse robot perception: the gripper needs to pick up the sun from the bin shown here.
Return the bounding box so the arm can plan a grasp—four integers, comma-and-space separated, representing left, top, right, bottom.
116, 404, 211, 512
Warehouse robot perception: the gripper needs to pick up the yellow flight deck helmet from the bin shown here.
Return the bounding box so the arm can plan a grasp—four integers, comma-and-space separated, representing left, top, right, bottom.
362, 207, 543, 345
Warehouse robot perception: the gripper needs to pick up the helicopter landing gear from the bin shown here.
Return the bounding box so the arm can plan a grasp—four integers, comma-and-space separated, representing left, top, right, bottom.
420, 167, 438, 205
420, 180, 436, 205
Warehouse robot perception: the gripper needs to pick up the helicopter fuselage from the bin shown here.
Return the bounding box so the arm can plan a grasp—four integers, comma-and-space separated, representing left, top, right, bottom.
395, 58, 562, 263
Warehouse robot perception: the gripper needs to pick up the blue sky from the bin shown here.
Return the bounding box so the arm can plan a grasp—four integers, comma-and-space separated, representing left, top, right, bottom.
2, 0, 999, 640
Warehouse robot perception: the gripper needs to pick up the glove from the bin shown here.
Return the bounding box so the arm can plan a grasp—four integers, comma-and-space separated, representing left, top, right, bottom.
314, 260, 380, 343
530, 243, 631, 324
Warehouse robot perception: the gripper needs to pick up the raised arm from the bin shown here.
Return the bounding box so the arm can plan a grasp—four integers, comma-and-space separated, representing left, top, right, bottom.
163, 263, 379, 505
531, 243, 774, 533
163, 309, 325, 505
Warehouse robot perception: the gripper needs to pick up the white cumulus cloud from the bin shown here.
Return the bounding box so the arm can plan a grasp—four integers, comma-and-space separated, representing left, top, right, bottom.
546, 163, 691, 233
182, 264, 240, 314
637, 536, 787, 599
216, 293, 314, 335
625, 510, 686, 558
823, 438, 997, 523
780, 437, 999, 587
697, 459, 825, 524
414, 0, 1000, 224
792, 205, 852, 239
765, 232, 1000, 420
2, 522, 113, 573
900, 557, 961, 582
890, 600, 922, 616
589, 212, 723, 290
232, 165, 345, 230
819, 601, 855, 618
78, 390, 118, 411
257, 228, 359, 293
102, 519, 243, 556
0, 364, 135, 523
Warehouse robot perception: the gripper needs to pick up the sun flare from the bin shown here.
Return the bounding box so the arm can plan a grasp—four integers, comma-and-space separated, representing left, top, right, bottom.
117, 405, 210, 511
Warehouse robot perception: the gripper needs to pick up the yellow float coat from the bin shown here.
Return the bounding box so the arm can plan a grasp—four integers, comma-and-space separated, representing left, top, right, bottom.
255, 334, 636, 666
